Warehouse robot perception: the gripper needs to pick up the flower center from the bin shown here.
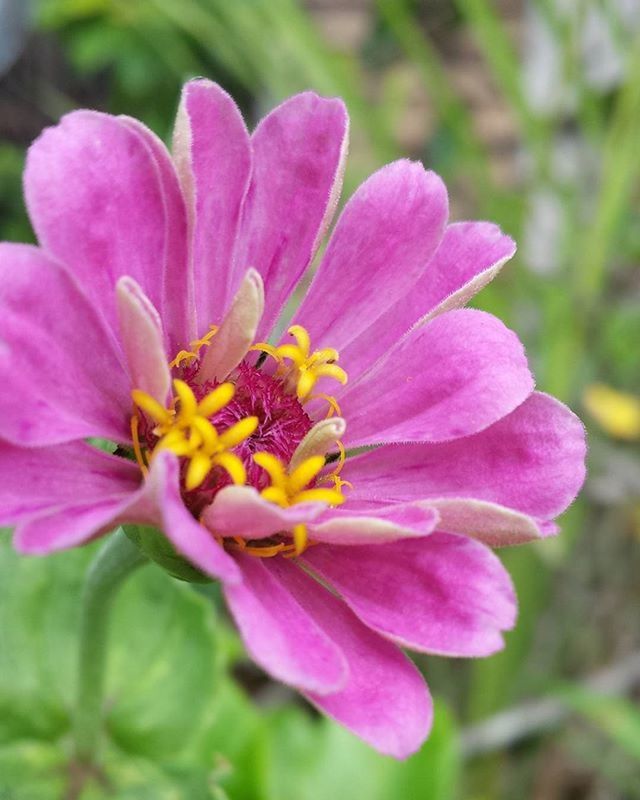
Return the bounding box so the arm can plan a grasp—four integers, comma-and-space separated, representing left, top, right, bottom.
130, 323, 350, 556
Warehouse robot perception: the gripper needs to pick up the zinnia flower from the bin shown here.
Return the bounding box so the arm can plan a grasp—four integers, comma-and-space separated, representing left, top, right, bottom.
0, 80, 586, 757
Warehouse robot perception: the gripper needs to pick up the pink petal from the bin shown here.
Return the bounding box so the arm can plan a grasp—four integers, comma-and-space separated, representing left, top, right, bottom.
308, 503, 439, 545
0, 440, 140, 527
235, 92, 349, 339
294, 160, 447, 380
269, 557, 432, 758
396, 221, 516, 325
201, 485, 326, 540
196, 269, 264, 384
116, 277, 170, 405
342, 221, 515, 376
304, 533, 517, 657
130, 451, 241, 584
0, 244, 131, 445
119, 115, 194, 350
172, 80, 251, 331
342, 391, 586, 522
14, 499, 138, 555
24, 111, 189, 350
223, 553, 348, 694
424, 499, 545, 546
340, 308, 533, 447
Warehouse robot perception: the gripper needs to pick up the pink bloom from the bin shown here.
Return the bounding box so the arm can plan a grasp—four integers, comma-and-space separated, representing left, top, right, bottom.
0, 81, 586, 758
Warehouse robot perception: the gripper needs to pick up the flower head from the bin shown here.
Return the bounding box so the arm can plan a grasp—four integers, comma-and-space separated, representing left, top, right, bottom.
0, 81, 586, 758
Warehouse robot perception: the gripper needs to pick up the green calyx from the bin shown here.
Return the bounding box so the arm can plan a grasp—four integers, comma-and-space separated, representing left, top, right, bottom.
123, 525, 212, 584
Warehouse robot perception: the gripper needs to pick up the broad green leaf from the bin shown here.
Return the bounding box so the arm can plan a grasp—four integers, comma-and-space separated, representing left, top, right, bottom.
106, 563, 220, 759
0, 533, 221, 764
263, 698, 460, 800
0, 741, 67, 800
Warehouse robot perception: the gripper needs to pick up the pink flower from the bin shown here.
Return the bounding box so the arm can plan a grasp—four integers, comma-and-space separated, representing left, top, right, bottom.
0, 81, 586, 758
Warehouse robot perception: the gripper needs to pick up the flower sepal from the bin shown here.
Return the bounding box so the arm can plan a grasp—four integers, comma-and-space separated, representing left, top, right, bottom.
123, 524, 212, 584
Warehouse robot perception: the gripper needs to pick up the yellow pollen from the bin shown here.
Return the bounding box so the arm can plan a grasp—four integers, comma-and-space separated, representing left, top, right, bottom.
251, 324, 347, 403
253, 452, 346, 556
169, 325, 219, 369
131, 379, 258, 490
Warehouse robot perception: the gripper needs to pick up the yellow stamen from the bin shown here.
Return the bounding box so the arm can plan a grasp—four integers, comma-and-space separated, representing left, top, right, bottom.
169, 325, 219, 369
309, 393, 342, 419
293, 524, 308, 556
131, 379, 257, 490
131, 390, 173, 426
218, 417, 260, 449
212, 451, 247, 486
252, 324, 348, 403
198, 383, 236, 417
253, 452, 347, 555
185, 452, 212, 491
130, 413, 148, 477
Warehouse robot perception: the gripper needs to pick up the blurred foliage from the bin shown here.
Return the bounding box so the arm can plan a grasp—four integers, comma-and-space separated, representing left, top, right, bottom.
1, 0, 640, 798
0, 533, 460, 799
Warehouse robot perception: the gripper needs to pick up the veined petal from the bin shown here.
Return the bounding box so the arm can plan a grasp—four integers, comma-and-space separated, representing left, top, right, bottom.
342, 392, 586, 523
119, 115, 194, 349
293, 161, 448, 374
0, 440, 140, 529
25, 110, 189, 350
116, 276, 170, 406
172, 79, 252, 329
267, 557, 432, 758
308, 503, 439, 546
290, 417, 346, 471
196, 269, 264, 384
129, 451, 241, 583
340, 308, 534, 447
339, 221, 516, 379
14, 499, 139, 555
236, 91, 349, 340
224, 553, 348, 694
201, 485, 326, 540
304, 533, 517, 657
0, 244, 131, 445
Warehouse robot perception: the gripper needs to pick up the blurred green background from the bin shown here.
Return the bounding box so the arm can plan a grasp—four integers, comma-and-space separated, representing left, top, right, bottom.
1, 0, 640, 798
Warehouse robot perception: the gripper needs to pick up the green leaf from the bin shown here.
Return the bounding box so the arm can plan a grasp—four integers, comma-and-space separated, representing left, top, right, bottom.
0, 533, 220, 763
262, 698, 460, 800
0, 741, 67, 800
105, 563, 220, 759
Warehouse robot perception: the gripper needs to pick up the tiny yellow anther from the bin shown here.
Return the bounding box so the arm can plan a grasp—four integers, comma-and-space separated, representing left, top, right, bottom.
173, 379, 198, 422
288, 325, 311, 356
213, 451, 247, 486
253, 452, 287, 488
293, 524, 308, 556
131, 390, 172, 426
253, 452, 347, 555
295, 487, 346, 506
197, 383, 235, 418
218, 416, 258, 449
254, 324, 348, 403
296, 370, 317, 401
190, 415, 218, 451
313, 363, 348, 385
185, 452, 212, 490
261, 485, 290, 507
132, 371, 254, 491
288, 455, 326, 495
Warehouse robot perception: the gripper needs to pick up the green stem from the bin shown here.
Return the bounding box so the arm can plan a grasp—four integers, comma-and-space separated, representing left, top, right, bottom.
74, 528, 147, 763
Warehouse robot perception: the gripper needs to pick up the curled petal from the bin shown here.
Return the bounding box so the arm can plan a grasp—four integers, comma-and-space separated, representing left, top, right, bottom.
201, 485, 326, 540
